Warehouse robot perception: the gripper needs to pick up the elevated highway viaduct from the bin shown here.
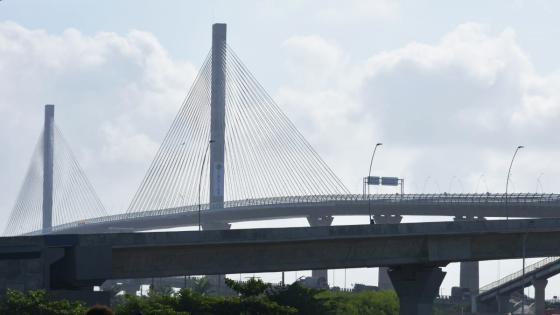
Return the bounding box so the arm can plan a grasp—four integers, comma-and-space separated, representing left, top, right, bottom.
45, 193, 560, 299
5, 218, 560, 314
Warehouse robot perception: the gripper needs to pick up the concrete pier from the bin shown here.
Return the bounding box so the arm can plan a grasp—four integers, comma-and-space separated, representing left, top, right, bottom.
454, 216, 482, 298
307, 215, 333, 287
374, 214, 402, 290
388, 264, 446, 315
533, 278, 547, 315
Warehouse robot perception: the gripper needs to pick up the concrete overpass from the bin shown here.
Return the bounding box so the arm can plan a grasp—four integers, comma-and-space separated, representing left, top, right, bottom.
33, 192, 560, 302
41, 193, 560, 234
478, 256, 560, 314
5, 218, 560, 314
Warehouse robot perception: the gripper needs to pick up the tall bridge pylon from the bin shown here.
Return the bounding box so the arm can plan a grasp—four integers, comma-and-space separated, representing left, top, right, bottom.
210, 23, 227, 209
3, 105, 107, 236
126, 23, 349, 213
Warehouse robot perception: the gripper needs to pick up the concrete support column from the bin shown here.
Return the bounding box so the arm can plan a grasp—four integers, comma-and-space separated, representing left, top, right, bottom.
495, 293, 510, 314
533, 278, 548, 315
454, 216, 483, 297
374, 214, 402, 290
43, 105, 55, 233
307, 215, 333, 288
459, 261, 479, 294
202, 220, 231, 294
388, 264, 446, 315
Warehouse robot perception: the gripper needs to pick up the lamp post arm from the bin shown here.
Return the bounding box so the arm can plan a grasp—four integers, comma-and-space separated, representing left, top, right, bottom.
367, 143, 382, 195
505, 148, 519, 196
505, 146, 523, 220
366, 143, 382, 224
368, 146, 378, 181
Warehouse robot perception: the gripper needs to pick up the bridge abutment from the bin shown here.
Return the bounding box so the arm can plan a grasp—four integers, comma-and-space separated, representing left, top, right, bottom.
388, 264, 446, 315
374, 214, 402, 290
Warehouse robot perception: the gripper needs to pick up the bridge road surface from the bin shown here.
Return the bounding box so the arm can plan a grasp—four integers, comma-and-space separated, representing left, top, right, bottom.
5, 218, 560, 314
41, 193, 560, 234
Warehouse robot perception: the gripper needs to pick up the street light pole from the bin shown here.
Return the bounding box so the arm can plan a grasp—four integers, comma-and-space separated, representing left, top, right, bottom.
536, 172, 545, 193
505, 145, 524, 221
198, 140, 215, 231
367, 143, 382, 224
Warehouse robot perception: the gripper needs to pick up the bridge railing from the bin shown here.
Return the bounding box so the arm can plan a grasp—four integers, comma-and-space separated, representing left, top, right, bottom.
37, 193, 560, 234
479, 256, 560, 295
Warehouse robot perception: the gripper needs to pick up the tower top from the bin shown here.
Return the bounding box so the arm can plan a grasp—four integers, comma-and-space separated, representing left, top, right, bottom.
212, 23, 227, 43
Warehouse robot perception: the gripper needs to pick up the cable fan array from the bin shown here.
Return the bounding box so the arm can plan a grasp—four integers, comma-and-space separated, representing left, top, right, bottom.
4, 126, 107, 236
127, 45, 348, 213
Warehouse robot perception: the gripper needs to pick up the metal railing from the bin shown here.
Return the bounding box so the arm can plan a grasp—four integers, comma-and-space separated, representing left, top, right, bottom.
479, 256, 560, 295
37, 193, 560, 234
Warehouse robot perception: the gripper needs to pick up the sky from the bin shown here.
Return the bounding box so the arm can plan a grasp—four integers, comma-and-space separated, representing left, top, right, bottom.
2, 0, 560, 297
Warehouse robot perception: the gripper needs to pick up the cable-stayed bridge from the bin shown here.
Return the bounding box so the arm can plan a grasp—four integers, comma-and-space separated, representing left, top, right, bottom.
5, 23, 560, 237
4, 23, 560, 315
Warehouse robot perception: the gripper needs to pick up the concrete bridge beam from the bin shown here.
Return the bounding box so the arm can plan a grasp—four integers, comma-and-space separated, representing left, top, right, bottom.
374, 214, 402, 291
388, 264, 446, 315
533, 278, 548, 315
201, 221, 231, 231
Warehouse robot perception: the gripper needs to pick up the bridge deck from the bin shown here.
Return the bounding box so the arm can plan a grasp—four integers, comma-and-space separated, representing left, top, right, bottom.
478, 256, 560, 301
7, 218, 560, 280
39, 193, 560, 234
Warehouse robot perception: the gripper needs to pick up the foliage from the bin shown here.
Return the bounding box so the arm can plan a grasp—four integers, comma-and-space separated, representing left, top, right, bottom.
316, 290, 399, 315
114, 286, 296, 315
208, 295, 296, 315
175, 289, 216, 314
1, 284, 400, 315
267, 283, 329, 315
114, 292, 188, 315
224, 278, 270, 297
0, 289, 88, 315
191, 277, 212, 295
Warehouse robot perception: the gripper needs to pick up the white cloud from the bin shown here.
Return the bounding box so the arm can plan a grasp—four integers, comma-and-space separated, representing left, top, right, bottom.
315, 0, 398, 22
282, 35, 347, 88
0, 21, 197, 221
254, 0, 398, 22
277, 23, 560, 195
100, 120, 159, 163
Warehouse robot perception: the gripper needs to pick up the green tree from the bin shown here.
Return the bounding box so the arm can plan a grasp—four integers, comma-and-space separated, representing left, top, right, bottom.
175, 289, 215, 315
225, 278, 270, 297
114, 292, 188, 315
223, 278, 296, 315
0, 289, 88, 315
192, 277, 213, 295
267, 283, 329, 315
317, 290, 399, 315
